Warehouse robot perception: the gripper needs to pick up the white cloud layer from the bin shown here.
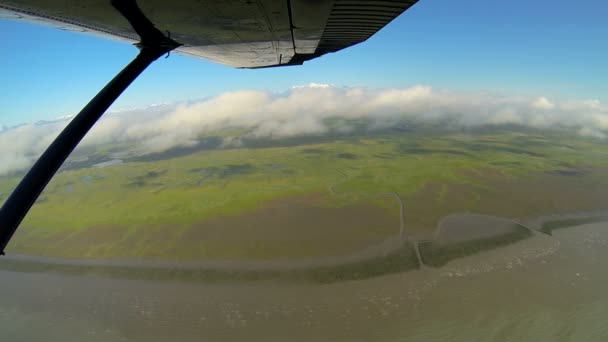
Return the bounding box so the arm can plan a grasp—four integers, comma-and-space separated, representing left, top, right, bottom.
1, 85, 607, 176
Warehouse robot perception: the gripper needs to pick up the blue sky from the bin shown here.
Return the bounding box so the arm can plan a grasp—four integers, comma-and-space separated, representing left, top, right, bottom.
1, 0, 607, 126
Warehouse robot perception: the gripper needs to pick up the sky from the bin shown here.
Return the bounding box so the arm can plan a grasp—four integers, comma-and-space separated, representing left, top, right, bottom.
1, 0, 607, 127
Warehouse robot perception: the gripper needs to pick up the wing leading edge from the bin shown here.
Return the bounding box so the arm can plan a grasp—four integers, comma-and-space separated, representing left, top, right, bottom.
0, 0, 418, 68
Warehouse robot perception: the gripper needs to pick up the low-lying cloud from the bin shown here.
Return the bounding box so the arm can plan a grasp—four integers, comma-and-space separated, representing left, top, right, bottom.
1, 85, 607, 176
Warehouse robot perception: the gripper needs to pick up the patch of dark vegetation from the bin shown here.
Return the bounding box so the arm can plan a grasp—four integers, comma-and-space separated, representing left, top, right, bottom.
510, 136, 576, 150
545, 169, 587, 177
335, 153, 357, 160
373, 153, 396, 160
540, 216, 608, 235
457, 123, 541, 135
126, 180, 146, 188
510, 137, 552, 148
143, 170, 167, 179
189, 164, 256, 179
419, 225, 532, 267
397, 145, 472, 157
458, 143, 546, 158
214, 164, 256, 178
556, 161, 577, 168
125, 170, 168, 188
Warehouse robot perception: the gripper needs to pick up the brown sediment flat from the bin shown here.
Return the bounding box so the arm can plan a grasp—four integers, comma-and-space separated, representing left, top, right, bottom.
8, 193, 401, 260
177, 193, 400, 260
432, 214, 525, 244
59, 225, 128, 246
403, 181, 479, 239
9, 225, 138, 259
1, 194, 416, 280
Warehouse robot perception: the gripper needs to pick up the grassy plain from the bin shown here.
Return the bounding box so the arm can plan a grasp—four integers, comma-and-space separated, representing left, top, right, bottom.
2, 125, 608, 261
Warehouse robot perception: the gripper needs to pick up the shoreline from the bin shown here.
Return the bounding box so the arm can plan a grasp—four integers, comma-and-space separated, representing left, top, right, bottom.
1, 209, 606, 283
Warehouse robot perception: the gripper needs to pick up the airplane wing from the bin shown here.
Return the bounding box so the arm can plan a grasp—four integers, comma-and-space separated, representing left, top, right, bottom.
0, 0, 418, 68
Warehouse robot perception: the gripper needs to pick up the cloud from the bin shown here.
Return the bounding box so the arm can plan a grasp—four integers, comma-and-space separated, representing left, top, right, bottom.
579, 127, 606, 139
532, 96, 555, 110
0, 123, 65, 176
1, 85, 607, 176
291, 82, 332, 89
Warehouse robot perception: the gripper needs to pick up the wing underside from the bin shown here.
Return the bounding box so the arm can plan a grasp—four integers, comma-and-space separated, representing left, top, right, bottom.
0, 0, 418, 68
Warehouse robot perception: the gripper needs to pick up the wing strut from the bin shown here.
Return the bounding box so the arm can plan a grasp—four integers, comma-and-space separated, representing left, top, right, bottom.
0, 0, 180, 255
